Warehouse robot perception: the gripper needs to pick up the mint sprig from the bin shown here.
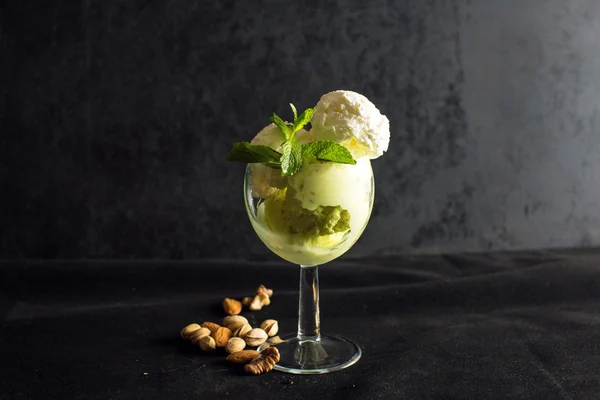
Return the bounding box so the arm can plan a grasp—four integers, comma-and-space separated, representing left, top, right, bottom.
272, 103, 315, 176
227, 142, 282, 169
269, 113, 292, 140
293, 107, 315, 134
281, 132, 303, 176
290, 103, 298, 121
227, 103, 357, 176
302, 140, 356, 165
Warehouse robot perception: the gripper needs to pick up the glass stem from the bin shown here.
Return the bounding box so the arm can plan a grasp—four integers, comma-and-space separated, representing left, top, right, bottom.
297, 265, 321, 342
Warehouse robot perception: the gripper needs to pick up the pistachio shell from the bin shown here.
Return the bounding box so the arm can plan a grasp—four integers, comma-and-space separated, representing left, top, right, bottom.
225, 337, 246, 354
199, 336, 216, 351
180, 323, 201, 339
260, 319, 279, 337
233, 323, 252, 339
245, 328, 268, 347
189, 327, 211, 344
222, 315, 249, 331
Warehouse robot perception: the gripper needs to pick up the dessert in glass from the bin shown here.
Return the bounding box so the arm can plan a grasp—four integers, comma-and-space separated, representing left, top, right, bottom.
229, 90, 390, 374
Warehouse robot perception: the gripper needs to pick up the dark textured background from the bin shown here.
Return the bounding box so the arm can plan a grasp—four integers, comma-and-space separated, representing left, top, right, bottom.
3, 250, 600, 399
1, 0, 600, 259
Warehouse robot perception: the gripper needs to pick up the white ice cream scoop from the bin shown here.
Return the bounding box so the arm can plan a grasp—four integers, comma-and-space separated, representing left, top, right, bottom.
310, 90, 390, 159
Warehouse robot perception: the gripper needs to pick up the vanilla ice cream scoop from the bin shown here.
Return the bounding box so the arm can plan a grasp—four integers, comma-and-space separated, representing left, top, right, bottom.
310, 90, 390, 159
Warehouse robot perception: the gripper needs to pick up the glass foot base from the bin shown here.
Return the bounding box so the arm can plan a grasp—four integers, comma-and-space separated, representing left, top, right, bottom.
257, 333, 361, 374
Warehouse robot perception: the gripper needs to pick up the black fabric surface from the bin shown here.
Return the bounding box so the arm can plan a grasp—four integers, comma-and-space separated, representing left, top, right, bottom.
1, 249, 600, 399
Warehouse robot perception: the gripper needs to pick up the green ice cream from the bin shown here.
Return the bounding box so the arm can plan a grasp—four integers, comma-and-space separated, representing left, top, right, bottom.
264, 188, 350, 237
250, 158, 373, 265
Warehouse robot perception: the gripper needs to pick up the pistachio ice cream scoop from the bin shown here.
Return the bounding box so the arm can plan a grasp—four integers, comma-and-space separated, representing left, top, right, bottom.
250, 158, 374, 265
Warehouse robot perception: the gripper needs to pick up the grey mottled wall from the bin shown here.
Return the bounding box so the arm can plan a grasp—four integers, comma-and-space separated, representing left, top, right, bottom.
1, 0, 599, 259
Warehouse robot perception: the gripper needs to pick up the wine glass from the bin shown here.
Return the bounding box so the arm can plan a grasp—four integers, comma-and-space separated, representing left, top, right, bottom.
244, 158, 375, 374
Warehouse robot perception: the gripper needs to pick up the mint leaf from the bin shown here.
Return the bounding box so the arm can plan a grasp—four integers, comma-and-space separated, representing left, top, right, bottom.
293, 107, 315, 133
302, 140, 356, 165
269, 113, 292, 140
290, 103, 298, 121
280, 135, 303, 176
227, 142, 282, 168
227, 104, 355, 176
